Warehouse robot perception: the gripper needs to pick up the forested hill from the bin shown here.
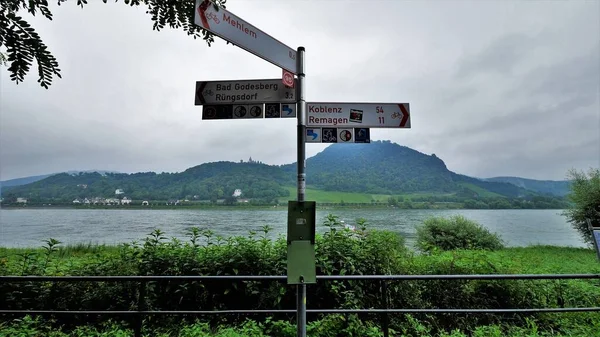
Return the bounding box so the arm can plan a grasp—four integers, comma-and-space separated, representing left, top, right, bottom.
483, 176, 571, 197
282, 140, 534, 198
1, 162, 292, 203
283, 141, 454, 194
0, 170, 120, 194
1, 141, 569, 203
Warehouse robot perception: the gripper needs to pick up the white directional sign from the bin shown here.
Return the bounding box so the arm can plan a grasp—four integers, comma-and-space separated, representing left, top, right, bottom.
195, 79, 296, 105
194, 0, 297, 74
306, 128, 370, 143
306, 102, 410, 129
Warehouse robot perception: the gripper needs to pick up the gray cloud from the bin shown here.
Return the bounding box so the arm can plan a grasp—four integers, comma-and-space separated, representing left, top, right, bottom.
1, 0, 599, 181
456, 33, 539, 78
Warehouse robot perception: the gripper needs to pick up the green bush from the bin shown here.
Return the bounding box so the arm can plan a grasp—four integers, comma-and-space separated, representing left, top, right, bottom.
562, 168, 600, 247
2, 315, 600, 337
415, 215, 505, 253
2, 214, 599, 336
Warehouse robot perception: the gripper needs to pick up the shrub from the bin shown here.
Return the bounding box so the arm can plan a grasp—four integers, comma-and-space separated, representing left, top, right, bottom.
3, 215, 600, 335
416, 215, 505, 253
562, 168, 600, 247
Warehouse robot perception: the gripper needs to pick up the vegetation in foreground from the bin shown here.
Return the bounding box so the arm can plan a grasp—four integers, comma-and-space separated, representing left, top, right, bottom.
562, 168, 600, 246
1, 315, 599, 337
1, 214, 599, 336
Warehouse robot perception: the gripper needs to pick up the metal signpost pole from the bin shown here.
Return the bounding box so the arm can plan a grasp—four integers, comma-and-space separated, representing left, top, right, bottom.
296, 46, 307, 337
586, 219, 600, 262
193, 4, 314, 336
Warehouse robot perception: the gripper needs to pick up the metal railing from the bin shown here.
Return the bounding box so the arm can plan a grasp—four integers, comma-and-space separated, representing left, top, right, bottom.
2, 274, 600, 337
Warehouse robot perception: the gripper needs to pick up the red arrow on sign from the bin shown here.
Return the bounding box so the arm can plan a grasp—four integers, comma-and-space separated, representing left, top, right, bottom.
398, 104, 410, 127
196, 82, 207, 104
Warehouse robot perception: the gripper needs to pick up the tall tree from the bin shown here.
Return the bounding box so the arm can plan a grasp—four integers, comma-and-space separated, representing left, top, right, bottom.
0, 0, 225, 89
562, 168, 600, 247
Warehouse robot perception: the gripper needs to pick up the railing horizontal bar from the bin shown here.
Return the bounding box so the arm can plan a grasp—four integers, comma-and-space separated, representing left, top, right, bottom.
0, 276, 287, 281
310, 308, 600, 313
0, 310, 295, 314
1, 274, 598, 282
1, 307, 599, 315
317, 274, 600, 280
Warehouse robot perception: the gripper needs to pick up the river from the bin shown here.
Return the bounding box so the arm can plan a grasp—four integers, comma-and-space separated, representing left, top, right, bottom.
0, 208, 585, 249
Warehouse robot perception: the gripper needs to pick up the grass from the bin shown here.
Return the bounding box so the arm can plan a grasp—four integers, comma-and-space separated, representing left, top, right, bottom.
282, 186, 389, 202
406, 245, 600, 275
282, 186, 452, 203
478, 245, 600, 274
2, 318, 600, 337
457, 182, 505, 198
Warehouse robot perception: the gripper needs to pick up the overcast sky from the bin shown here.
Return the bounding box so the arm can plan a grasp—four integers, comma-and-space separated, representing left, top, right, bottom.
1, 0, 599, 181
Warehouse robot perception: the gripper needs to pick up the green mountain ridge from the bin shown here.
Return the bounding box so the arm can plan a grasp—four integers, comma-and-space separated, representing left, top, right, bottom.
482, 176, 571, 197
0, 141, 570, 204
0, 170, 120, 194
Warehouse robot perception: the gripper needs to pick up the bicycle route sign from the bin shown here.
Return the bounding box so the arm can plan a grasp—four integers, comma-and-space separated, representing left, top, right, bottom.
306, 102, 410, 129
305, 127, 370, 143
201, 102, 296, 120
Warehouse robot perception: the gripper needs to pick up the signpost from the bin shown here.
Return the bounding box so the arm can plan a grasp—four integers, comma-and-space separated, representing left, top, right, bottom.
306, 102, 411, 128
194, 0, 297, 74
194, 2, 308, 335
193, 2, 410, 336
195, 79, 296, 105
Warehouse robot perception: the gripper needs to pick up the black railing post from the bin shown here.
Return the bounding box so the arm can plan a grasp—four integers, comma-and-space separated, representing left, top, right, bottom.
134, 280, 146, 337
381, 279, 389, 337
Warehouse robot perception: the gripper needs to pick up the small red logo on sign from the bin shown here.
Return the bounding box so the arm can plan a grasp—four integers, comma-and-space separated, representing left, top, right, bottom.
282, 69, 294, 88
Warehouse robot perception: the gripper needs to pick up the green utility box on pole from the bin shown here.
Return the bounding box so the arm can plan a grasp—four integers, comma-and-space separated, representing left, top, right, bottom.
287, 201, 317, 285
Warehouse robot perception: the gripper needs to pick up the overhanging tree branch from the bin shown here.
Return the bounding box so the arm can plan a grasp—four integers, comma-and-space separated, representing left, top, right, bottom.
0, 0, 226, 89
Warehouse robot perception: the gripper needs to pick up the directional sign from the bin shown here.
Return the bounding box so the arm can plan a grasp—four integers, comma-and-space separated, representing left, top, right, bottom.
202, 104, 263, 120
306, 102, 410, 128
195, 0, 297, 74
305, 128, 370, 143
306, 128, 321, 143
195, 79, 296, 105
281, 103, 296, 118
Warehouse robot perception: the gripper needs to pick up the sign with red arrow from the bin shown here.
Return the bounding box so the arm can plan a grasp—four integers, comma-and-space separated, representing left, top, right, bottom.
194, 0, 297, 74
195, 78, 296, 105
306, 102, 410, 128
